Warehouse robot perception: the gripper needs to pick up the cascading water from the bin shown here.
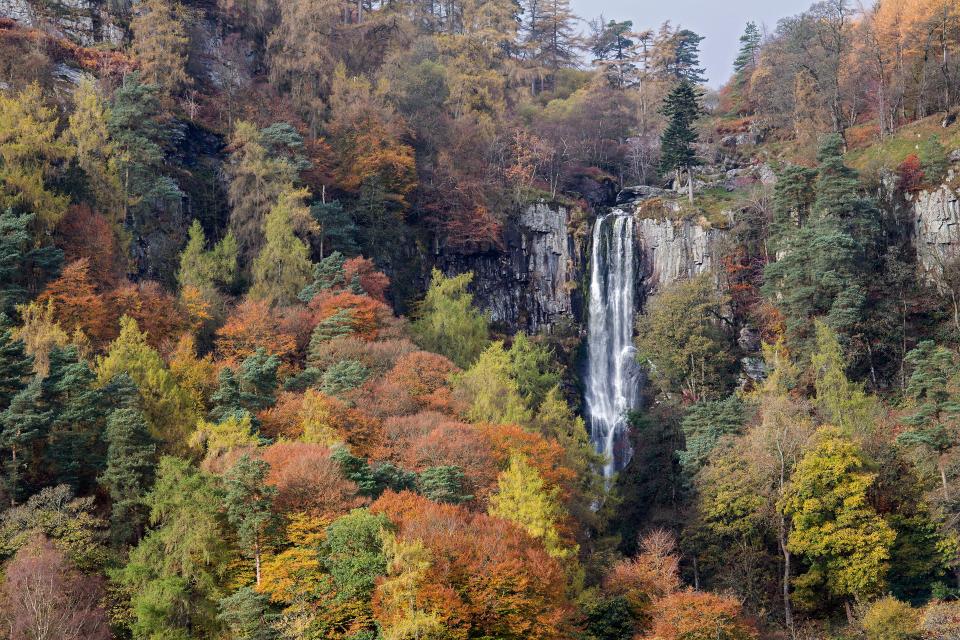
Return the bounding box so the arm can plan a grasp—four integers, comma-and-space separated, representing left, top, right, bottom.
585, 211, 641, 478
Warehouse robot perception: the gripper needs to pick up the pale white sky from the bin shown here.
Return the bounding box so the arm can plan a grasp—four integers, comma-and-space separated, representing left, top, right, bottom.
569, 0, 815, 87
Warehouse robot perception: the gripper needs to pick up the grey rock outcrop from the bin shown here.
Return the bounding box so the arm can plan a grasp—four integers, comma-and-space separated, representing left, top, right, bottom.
437, 202, 582, 334
1, 0, 123, 46
913, 184, 960, 278
633, 217, 724, 300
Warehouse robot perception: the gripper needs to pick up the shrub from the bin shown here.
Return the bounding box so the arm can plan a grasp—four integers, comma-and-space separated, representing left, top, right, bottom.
862, 596, 920, 640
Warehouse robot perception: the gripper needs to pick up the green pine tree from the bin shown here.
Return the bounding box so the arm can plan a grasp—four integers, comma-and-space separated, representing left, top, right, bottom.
217, 587, 278, 640
677, 395, 744, 478
320, 359, 369, 396
299, 250, 346, 303
898, 341, 960, 502
0, 210, 63, 317
0, 324, 33, 411
100, 406, 156, 545
209, 348, 280, 424
659, 79, 703, 203
417, 466, 473, 504
44, 346, 104, 492
0, 379, 48, 505
732, 22, 761, 83
763, 135, 880, 362
311, 201, 358, 259
224, 455, 277, 585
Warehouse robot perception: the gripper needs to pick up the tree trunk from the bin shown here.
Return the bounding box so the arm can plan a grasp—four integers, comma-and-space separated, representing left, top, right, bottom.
687, 166, 694, 204
779, 514, 795, 638
940, 459, 950, 502
254, 538, 261, 585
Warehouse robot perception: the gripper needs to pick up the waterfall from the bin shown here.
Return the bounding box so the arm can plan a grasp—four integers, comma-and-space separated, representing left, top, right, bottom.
585, 211, 641, 478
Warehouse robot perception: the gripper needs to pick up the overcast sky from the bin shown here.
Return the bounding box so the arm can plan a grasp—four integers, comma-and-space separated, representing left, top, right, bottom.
569, 0, 816, 87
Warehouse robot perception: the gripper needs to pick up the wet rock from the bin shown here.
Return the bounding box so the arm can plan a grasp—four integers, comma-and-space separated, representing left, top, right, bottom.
436, 202, 583, 334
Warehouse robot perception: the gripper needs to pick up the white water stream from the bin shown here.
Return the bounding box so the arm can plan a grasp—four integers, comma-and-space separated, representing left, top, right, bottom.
584, 212, 641, 478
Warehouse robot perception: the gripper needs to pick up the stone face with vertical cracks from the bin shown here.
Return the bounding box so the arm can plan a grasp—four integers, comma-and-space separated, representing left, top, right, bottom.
436, 202, 581, 334
913, 184, 960, 277
633, 216, 724, 301
1, 0, 123, 46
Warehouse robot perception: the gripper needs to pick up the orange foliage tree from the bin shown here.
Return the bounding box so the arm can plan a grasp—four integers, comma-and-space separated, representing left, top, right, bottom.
261, 442, 365, 516
371, 491, 574, 640
479, 422, 576, 500
216, 298, 298, 365
37, 258, 111, 346
310, 291, 389, 341
343, 257, 390, 303
54, 204, 123, 288
374, 413, 499, 501
110, 281, 189, 352
644, 590, 756, 640
369, 351, 460, 416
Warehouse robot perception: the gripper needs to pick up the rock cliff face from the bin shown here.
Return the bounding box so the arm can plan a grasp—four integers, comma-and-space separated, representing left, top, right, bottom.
436, 193, 727, 336
1, 0, 123, 46
437, 203, 584, 334
633, 216, 724, 302
913, 183, 960, 278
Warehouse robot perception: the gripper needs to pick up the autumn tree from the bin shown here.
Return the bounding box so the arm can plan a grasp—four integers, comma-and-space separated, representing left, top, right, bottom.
267, 0, 343, 132
489, 452, 574, 559
781, 426, 895, 617
178, 220, 239, 294
96, 316, 200, 451
130, 0, 192, 102
374, 532, 445, 640
372, 491, 573, 639
63, 79, 123, 222
249, 189, 315, 306
412, 269, 489, 368
454, 341, 531, 425
0, 83, 70, 233
225, 121, 306, 263
644, 590, 757, 640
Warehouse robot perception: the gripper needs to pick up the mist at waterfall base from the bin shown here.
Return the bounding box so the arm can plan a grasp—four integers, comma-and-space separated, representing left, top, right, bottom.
584, 211, 642, 479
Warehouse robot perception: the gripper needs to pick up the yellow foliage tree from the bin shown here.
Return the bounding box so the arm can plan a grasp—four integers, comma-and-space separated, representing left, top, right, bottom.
13, 299, 70, 376
0, 83, 69, 232
63, 78, 123, 223
190, 412, 258, 460
454, 341, 531, 426
130, 0, 192, 101
375, 532, 445, 640
488, 452, 575, 559
96, 316, 200, 452
249, 188, 315, 307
